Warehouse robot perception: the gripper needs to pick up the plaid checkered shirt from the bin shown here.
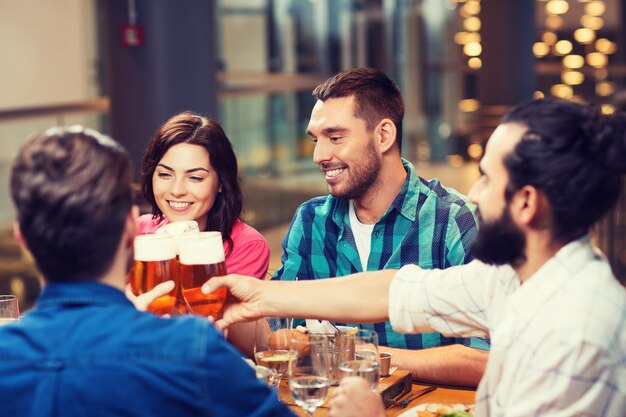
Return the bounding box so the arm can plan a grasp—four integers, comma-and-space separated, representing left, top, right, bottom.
273, 159, 489, 351
390, 237, 626, 416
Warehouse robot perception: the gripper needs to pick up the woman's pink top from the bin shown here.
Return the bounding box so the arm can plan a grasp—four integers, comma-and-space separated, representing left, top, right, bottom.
136, 214, 270, 279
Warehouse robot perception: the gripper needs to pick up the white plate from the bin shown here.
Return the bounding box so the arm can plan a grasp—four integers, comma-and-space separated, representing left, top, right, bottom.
396, 403, 474, 417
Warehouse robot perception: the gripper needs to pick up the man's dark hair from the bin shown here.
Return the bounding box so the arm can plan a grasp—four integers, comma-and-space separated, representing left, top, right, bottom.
313, 67, 405, 151
141, 112, 242, 255
10, 126, 133, 282
502, 98, 626, 242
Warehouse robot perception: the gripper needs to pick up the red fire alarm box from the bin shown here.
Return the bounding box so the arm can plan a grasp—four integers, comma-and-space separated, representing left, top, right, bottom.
121, 24, 144, 47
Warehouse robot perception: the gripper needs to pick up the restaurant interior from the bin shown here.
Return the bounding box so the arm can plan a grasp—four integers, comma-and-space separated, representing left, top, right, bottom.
1, 1, 626, 415
0, 0, 624, 327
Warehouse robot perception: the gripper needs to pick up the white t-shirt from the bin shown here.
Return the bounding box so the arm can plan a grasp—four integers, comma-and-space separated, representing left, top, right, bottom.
348, 200, 375, 271
389, 237, 626, 417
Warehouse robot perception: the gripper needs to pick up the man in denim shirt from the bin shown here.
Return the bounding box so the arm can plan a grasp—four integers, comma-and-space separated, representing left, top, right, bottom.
0, 127, 294, 417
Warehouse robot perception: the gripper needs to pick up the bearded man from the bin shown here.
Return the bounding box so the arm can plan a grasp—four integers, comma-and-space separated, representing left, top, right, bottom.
205, 98, 626, 417
273, 67, 489, 386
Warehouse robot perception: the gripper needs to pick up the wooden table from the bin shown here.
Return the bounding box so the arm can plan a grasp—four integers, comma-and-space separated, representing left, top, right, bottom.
278, 375, 476, 416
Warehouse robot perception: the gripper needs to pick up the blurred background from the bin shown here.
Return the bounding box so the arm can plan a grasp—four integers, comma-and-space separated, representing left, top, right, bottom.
1, 0, 625, 312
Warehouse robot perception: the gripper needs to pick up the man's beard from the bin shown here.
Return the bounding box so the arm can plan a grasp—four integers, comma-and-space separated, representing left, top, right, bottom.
331, 139, 381, 200
472, 204, 526, 266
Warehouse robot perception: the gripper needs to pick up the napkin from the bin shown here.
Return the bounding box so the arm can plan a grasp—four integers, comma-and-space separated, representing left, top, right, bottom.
305, 319, 337, 334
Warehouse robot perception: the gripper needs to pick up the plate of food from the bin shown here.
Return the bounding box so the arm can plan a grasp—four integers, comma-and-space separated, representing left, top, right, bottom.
397, 402, 474, 417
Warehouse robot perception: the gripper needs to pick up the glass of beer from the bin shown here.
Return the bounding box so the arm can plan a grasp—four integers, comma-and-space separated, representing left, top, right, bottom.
155, 220, 200, 313
178, 231, 227, 318
130, 234, 179, 315
155, 220, 200, 246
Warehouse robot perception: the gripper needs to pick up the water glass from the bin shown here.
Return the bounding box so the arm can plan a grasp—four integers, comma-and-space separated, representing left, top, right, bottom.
307, 330, 354, 386
288, 335, 332, 416
0, 295, 20, 325
338, 329, 381, 389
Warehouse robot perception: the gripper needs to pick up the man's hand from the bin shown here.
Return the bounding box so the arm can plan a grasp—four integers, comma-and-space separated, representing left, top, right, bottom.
202, 274, 269, 329
125, 281, 175, 312
328, 377, 385, 417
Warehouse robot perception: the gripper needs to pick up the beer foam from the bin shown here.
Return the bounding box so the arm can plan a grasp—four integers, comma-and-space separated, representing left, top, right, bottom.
179, 232, 225, 265
134, 234, 177, 261
155, 220, 200, 236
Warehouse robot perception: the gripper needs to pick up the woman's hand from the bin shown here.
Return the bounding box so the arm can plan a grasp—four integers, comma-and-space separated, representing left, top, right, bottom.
125, 281, 175, 311
328, 377, 385, 417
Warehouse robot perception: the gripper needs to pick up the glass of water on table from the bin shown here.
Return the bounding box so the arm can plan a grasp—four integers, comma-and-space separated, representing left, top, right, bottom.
0, 295, 20, 325
338, 328, 381, 389
288, 334, 332, 416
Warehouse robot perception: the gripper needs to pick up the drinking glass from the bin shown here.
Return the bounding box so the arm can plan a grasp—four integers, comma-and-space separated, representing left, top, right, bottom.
338, 329, 380, 389
307, 329, 354, 386
155, 220, 200, 313
129, 234, 179, 315
254, 317, 295, 381
288, 335, 332, 416
155, 220, 200, 247
178, 232, 227, 318
0, 295, 20, 325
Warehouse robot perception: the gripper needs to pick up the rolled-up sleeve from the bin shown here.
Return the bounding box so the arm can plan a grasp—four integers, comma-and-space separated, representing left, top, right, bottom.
389, 261, 513, 339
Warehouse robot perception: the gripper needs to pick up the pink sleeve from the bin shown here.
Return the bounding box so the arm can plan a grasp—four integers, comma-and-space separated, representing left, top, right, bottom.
224, 221, 270, 279
136, 214, 167, 235
225, 239, 270, 279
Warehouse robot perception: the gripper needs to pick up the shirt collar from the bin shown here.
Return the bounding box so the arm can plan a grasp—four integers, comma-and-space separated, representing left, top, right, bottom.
506, 235, 596, 324
392, 158, 420, 222
330, 158, 419, 227
35, 281, 134, 309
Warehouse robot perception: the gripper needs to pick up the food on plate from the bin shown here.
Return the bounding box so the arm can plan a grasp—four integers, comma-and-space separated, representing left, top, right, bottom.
440, 412, 472, 417
415, 403, 473, 417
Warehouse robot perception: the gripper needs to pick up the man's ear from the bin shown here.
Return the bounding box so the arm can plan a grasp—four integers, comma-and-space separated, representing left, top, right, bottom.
12, 222, 28, 251
376, 118, 398, 154
124, 205, 140, 249
511, 185, 547, 228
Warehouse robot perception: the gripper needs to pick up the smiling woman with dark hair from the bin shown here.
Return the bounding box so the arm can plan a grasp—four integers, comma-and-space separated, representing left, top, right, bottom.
137, 111, 270, 279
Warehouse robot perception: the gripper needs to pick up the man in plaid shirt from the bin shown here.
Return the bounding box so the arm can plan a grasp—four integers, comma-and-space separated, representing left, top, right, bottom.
272, 67, 489, 387
206, 98, 626, 417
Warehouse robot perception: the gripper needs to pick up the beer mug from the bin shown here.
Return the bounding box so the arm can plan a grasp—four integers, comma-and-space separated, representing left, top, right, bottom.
178, 232, 227, 318
130, 234, 179, 315
155, 220, 200, 250
155, 220, 200, 313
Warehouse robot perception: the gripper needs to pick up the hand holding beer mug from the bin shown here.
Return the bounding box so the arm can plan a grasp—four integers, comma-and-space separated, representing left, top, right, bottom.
129, 234, 179, 315
178, 232, 227, 318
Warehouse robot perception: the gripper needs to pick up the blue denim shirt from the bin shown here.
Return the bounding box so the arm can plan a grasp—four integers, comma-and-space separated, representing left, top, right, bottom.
0, 281, 294, 417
